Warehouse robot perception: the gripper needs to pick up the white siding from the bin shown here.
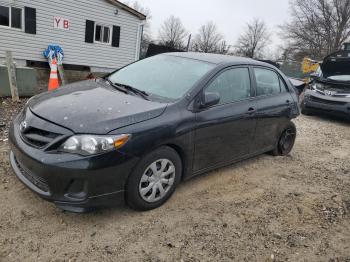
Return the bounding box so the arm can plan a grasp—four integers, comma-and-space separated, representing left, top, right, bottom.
0, 0, 142, 70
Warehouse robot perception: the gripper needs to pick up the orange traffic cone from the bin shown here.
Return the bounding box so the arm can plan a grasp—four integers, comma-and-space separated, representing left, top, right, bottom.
48, 58, 59, 91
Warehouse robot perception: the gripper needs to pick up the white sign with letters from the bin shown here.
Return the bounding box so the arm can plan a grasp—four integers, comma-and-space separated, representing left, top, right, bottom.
53, 17, 70, 30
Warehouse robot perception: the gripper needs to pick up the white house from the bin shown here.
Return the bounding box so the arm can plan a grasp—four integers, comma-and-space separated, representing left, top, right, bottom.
0, 0, 146, 72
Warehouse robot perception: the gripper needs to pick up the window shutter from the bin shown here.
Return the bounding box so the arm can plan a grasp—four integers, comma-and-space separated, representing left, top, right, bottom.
112, 26, 121, 47
24, 7, 36, 34
85, 20, 95, 43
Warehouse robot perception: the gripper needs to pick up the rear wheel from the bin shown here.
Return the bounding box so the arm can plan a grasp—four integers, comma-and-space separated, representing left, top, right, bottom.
126, 147, 182, 211
272, 122, 296, 156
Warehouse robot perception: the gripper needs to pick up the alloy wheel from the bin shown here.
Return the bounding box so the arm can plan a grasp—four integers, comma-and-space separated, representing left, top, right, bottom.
279, 128, 296, 154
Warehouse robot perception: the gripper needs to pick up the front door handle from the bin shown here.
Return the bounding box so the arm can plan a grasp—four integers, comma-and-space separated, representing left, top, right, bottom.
246, 107, 256, 115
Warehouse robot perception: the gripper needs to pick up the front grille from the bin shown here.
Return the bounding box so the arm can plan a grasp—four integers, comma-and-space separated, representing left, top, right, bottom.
14, 157, 49, 193
21, 127, 61, 148
310, 96, 347, 106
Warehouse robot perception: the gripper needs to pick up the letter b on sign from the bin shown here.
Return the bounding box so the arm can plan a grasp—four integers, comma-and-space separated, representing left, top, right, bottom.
63, 20, 69, 29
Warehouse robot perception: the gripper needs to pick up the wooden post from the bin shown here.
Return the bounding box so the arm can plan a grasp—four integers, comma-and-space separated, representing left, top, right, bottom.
6, 51, 19, 102
57, 64, 66, 85
186, 34, 192, 52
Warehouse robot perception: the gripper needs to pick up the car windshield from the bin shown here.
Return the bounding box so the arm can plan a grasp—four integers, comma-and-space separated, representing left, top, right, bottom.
108, 55, 215, 100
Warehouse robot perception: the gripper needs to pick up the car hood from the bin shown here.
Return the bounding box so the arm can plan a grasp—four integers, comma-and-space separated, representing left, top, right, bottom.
321, 49, 350, 79
28, 80, 168, 134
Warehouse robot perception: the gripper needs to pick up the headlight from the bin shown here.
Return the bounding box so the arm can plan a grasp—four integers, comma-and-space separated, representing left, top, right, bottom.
309, 82, 324, 91
59, 134, 130, 155
309, 83, 316, 90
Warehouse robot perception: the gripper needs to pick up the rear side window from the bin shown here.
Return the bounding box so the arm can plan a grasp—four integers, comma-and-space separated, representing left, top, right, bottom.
254, 68, 281, 96
206, 67, 251, 104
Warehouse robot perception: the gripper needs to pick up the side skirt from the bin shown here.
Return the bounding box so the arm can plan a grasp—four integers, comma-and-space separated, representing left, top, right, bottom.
184, 147, 274, 181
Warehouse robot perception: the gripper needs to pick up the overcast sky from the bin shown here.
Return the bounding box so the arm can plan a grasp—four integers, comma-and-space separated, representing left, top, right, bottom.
136, 0, 291, 55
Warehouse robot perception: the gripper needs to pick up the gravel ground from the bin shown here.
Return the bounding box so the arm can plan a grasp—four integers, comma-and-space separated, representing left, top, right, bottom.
0, 98, 350, 262
0, 98, 27, 142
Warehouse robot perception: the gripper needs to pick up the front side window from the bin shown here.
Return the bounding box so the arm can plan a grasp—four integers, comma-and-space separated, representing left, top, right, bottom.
206, 67, 251, 105
95, 24, 110, 43
0, 6, 22, 29
108, 55, 215, 100
279, 78, 288, 92
254, 68, 281, 96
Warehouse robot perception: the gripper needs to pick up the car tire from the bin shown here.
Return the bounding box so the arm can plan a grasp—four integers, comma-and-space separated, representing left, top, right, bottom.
272, 122, 297, 156
126, 146, 182, 211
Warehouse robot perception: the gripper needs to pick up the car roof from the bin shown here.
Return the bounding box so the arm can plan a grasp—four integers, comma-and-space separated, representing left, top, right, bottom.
164, 52, 272, 67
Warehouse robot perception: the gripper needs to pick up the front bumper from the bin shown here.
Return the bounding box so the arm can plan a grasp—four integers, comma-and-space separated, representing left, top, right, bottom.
9, 114, 139, 212
302, 90, 350, 119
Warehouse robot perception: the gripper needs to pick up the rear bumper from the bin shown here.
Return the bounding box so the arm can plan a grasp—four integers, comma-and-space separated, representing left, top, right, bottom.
303, 90, 350, 119
9, 115, 140, 212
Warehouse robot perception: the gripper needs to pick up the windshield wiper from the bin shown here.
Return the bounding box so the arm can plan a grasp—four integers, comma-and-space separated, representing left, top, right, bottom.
103, 77, 150, 100
114, 82, 150, 100
104, 78, 128, 94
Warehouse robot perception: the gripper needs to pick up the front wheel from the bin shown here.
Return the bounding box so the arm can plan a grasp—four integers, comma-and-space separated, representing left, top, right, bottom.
126, 147, 182, 211
272, 122, 297, 156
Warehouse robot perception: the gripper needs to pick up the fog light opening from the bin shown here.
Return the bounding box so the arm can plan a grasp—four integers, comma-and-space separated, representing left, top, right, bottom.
65, 179, 88, 200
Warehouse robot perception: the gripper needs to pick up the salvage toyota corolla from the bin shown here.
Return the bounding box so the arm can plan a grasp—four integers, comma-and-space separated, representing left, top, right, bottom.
301, 44, 350, 120
9, 53, 300, 212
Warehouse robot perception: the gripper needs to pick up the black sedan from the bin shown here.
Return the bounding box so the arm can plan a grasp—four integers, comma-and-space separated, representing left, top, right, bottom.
9, 53, 299, 212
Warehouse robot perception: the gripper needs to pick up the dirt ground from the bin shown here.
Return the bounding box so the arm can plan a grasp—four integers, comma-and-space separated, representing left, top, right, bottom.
0, 98, 349, 262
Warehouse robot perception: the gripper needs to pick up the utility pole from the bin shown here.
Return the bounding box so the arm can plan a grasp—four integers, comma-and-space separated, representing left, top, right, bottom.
186, 34, 192, 52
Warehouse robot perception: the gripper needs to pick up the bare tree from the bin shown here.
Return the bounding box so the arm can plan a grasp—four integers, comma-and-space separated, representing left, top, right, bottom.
121, 1, 152, 58
280, 0, 350, 60
192, 21, 226, 53
234, 18, 270, 59
217, 41, 231, 55
158, 16, 187, 49
129, 2, 152, 40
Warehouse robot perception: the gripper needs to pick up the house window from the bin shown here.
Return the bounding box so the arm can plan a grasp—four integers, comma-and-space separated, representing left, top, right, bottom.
0, 6, 22, 29
95, 24, 110, 44
11, 7, 22, 29
0, 6, 9, 26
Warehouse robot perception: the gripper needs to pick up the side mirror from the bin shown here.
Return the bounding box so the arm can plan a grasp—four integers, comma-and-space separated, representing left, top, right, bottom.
201, 92, 220, 108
